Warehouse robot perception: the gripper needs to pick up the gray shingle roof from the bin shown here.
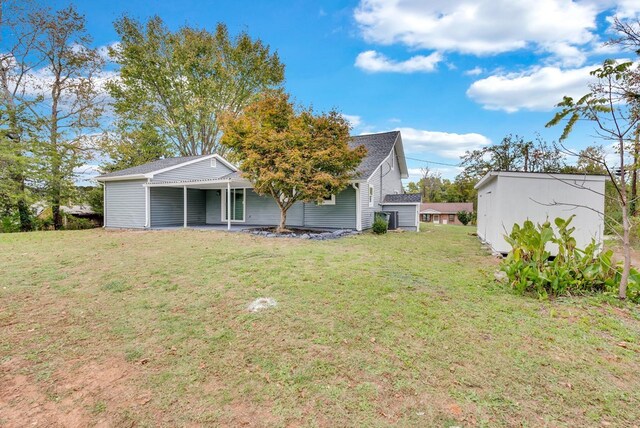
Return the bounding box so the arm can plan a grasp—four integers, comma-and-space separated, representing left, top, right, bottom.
382, 193, 421, 204
420, 202, 474, 213
349, 131, 400, 179
98, 131, 402, 181
97, 155, 208, 178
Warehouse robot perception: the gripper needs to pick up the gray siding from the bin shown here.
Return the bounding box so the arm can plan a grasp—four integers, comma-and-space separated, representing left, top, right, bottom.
150, 187, 183, 227
153, 157, 234, 182
362, 147, 402, 229
381, 204, 419, 231
304, 187, 356, 229
187, 189, 206, 225
245, 190, 303, 226
105, 180, 146, 228
206, 188, 304, 227
205, 189, 222, 224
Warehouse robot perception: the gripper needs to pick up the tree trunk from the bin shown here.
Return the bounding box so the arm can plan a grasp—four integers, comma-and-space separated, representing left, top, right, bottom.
619, 137, 630, 300
277, 207, 287, 233
632, 132, 639, 216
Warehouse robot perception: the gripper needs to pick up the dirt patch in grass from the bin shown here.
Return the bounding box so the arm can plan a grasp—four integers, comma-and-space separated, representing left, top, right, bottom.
0, 356, 149, 427
1, 225, 640, 426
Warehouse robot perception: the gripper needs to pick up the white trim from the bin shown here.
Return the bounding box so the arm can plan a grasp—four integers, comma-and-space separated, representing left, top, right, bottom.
97, 154, 240, 183
474, 171, 606, 190
97, 174, 148, 182
415, 204, 419, 230
227, 182, 231, 230
145, 178, 253, 188
391, 147, 394, 170
221, 187, 246, 223
101, 181, 106, 228
151, 154, 238, 177
368, 184, 374, 208
352, 183, 362, 231
183, 186, 187, 228
318, 194, 336, 205
145, 179, 150, 228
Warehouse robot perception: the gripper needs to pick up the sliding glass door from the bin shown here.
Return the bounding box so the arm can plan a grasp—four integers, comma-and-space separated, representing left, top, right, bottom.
222, 188, 245, 222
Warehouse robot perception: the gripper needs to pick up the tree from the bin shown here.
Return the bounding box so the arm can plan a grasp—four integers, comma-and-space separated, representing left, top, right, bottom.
405, 181, 420, 194
1, 3, 105, 230
460, 134, 565, 179
107, 16, 284, 163
575, 145, 608, 174
546, 59, 640, 300
0, 0, 40, 230
27, 6, 105, 230
222, 90, 366, 232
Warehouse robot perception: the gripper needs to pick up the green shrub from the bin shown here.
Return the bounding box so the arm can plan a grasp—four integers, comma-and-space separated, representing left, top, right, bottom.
456, 210, 472, 225
63, 215, 96, 230
0, 213, 20, 233
372, 216, 388, 234
500, 215, 640, 302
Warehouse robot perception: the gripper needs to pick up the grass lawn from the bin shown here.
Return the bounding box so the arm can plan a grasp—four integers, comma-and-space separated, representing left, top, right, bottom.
1, 224, 640, 427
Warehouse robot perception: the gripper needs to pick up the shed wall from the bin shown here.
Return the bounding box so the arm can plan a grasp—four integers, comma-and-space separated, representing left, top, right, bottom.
478, 175, 605, 254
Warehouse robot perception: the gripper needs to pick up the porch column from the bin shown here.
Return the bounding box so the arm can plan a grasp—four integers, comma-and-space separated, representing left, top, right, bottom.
183, 186, 187, 228
227, 181, 231, 230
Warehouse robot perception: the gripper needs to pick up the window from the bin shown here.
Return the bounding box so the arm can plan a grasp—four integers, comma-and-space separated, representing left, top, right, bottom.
222, 188, 245, 222
449, 214, 455, 222
319, 194, 336, 205
211, 158, 217, 168
368, 184, 374, 207
425, 214, 431, 222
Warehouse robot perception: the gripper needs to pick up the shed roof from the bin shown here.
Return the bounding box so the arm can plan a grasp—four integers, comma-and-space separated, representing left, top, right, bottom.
420, 202, 473, 214
474, 171, 607, 190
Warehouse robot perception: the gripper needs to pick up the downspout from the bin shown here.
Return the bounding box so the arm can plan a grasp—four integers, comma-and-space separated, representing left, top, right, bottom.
352, 183, 361, 231
144, 179, 150, 228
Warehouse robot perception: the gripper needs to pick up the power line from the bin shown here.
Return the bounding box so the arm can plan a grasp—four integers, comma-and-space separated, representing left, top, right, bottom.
404, 156, 461, 168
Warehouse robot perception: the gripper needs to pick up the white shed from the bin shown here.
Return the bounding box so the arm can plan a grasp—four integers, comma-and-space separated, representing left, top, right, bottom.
474, 171, 606, 254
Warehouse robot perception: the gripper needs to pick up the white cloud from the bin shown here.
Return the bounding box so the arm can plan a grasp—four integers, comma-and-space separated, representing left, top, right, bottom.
466, 64, 598, 112
342, 114, 362, 127
354, 0, 640, 66
398, 127, 491, 159
97, 42, 120, 62
355, 50, 442, 73
464, 66, 484, 76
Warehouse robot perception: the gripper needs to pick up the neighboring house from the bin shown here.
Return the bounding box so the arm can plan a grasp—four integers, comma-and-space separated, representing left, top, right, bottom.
32, 203, 103, 227
474, 171, 606, 255
420, 202, 473, 225
96, 131, 421, 232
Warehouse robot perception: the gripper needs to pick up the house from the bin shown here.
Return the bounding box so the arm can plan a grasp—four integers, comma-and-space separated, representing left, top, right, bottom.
474, 171, 606, 255
96, 131, 421, 232
420, 202, 473, 225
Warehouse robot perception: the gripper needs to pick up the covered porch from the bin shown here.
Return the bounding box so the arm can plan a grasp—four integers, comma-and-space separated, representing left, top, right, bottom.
144, 176, 252, 230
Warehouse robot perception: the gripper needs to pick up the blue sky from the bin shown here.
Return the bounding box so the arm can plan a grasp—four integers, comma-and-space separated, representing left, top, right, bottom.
48, 0, 640, 183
